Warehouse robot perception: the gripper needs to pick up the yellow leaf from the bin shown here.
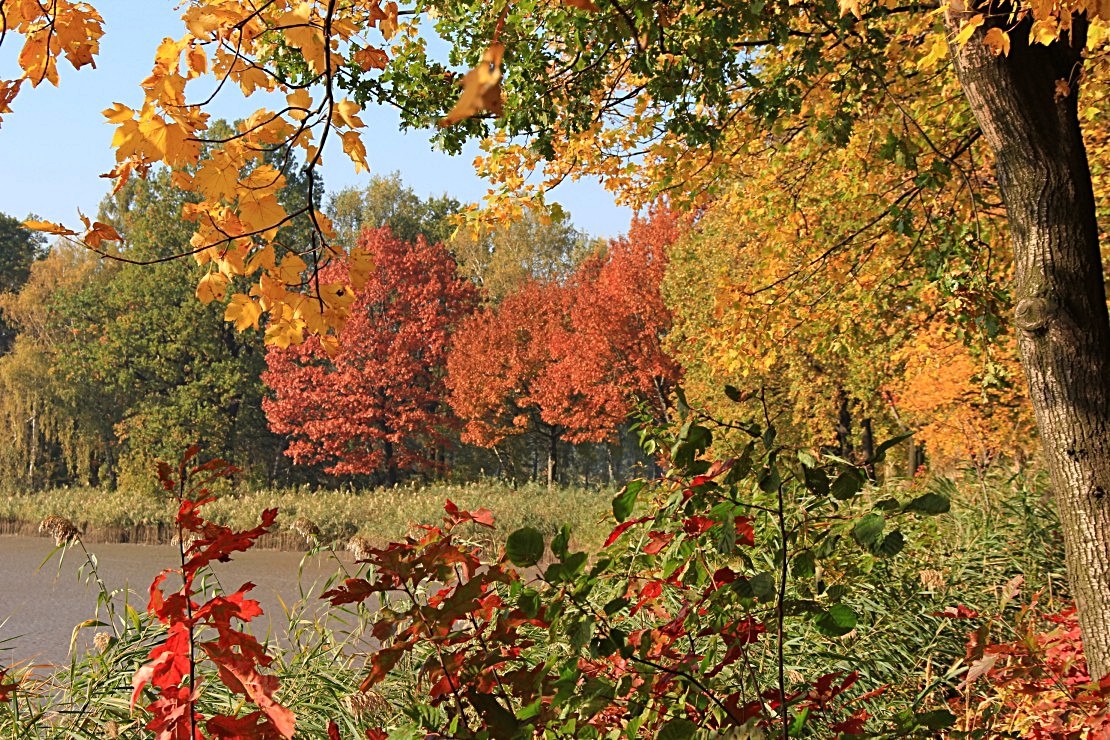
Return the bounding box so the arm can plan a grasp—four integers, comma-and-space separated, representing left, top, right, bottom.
186, 45, 207, 77
983, 27, 1010, 56
277, 253, 308, 285
196, 271, 230, 304
380, 2, 399, 40
333, 99, 365, 128
265, 317, 304, 348
238, 192, 286, 233
348, 245, 375, 289
287, 88, 312, 121
23, 219, 77, 236
102, 102, 135, 123
279, 3, 326, 73
341, 130, 369, 172
916, 33, 947, 71
838, 0, 861, 17
225, 293, 262, 331
194, 151, 240, 200
439, 42, 505, 127
1030, 18, 1059, 45
246, 243, 276, 274
954, 14, 984, 47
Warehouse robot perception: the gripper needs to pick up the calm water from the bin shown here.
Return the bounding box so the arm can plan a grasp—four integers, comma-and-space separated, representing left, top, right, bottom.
0, 535, 358, 666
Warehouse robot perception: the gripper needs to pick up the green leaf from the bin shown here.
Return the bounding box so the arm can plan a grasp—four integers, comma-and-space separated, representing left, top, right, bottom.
916, 709, 956, 730
518, 588, 541, 618
758, 465, 781, 493
603, 597, 629, 616
506, 527, 545, 568
830, 469, 864, 500
876, 530, 905, 558
873, 431, 914, 463
723, 384, 743, 402
903, 492, 951, 515
852, 513, 885, 549
815, 604, 857, 636
791, 549, 817, 579
802, 465, 830, 496
750, 571, 776, 601
612, 480, 645, 522
552, 525, 571, 560
656, 718, 698, 740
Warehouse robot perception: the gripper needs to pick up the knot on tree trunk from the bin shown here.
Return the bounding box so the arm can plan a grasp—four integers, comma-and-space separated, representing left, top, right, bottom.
1015, 296, 1057, 333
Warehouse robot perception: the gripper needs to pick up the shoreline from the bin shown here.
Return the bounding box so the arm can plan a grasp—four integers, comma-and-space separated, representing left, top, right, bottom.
0, 517, 315, 551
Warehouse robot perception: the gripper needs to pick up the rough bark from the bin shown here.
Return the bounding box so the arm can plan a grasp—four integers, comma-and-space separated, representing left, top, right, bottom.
946, 11, 1110, 676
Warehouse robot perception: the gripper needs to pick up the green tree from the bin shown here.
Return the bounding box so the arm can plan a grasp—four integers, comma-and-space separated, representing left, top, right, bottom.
449, 208, 592, 302
327, 172, 461, 247
0, 212, 47, 352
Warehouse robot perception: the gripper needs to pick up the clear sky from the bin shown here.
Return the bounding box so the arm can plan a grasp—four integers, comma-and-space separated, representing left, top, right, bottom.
0, 1, 632, 238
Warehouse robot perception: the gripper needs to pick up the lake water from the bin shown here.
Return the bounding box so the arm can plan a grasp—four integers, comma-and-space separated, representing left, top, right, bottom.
0, 535, 359, 667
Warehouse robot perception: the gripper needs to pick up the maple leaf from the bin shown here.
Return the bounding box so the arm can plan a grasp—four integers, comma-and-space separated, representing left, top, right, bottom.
238, 192, 286, 233
354, 45, 390, 70
439, 42, 505, 127
562, 0, 601, 10
341, 130, 369, 173
225, 294, 263, 331
196, 271, 230, 304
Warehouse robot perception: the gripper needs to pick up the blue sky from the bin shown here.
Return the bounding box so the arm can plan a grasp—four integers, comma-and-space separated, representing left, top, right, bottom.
0, 1, 631, 238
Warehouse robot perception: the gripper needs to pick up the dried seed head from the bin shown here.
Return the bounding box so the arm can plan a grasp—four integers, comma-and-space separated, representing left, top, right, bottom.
291, 516, 321, 542
919, 569, 947, 592
343, 688, 389, 719
170, 531, 200, 548
93, 632, 112, 653
346, 535, 372, 561
38, 515, 79, 546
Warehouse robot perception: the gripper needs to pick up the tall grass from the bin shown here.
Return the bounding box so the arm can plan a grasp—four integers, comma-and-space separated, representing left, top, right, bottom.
0, 480, 616, 550
0, 467, 1072, 735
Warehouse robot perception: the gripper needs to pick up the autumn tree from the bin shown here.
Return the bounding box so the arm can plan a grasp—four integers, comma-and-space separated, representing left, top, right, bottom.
447, 208, 680, 484
263, 227, 477, 483
49, 169, 282, 487
0, 244, 103, 488
446, 279, 573, 484
328, 172, 462, 248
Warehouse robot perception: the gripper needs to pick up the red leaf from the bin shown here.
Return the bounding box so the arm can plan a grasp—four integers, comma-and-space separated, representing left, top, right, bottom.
643, 531, 674, 555
631, 580, 663, 616
604, 516, 651, 547
734, 516, 755, 546
682, 515, 716, 536
933, 604, 979, 619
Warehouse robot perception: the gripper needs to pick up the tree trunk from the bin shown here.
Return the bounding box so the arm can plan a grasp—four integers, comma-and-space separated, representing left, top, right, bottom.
547, 425, 559, 488
835, 390, 854, 459
860, 417, 875, 481
946, 11, 1110, 676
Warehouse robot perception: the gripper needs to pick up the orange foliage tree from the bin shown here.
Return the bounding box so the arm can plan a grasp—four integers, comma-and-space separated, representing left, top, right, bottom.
446, 209, 681, 483
262, 228, 477, 483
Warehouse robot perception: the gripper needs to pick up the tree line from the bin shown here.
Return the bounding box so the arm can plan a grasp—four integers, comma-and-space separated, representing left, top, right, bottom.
0, 172, 679, 491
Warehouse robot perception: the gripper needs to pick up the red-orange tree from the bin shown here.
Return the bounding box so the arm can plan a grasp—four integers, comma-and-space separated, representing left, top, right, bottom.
262, 228, 477, 483
446, 209, 681, 482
